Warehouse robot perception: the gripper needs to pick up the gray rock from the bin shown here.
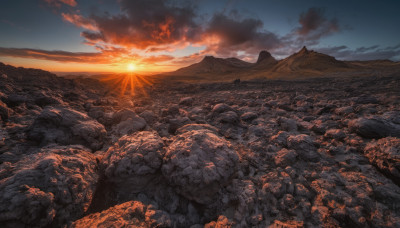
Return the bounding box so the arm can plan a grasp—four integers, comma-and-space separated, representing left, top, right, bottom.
162, 128, 239, 204
212, 103, 232, 113
275, 148, 298, 167
179, 97, 194, 106
240, 112, 258, 122
0, 145, 98, 227
28, 106, 107, 151
101, 131, 165, 193
218, 111, 239, 124
348, 117, 400, 139
71, 201, 172, 228
287, 134, 319, 162
364, 137, 400, 181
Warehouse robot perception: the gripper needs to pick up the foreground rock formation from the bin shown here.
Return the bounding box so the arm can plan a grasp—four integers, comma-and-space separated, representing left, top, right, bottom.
1, 62, 400, 227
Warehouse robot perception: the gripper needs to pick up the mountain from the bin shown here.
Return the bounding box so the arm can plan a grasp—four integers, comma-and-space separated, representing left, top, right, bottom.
171, 56, 252, 76
271, 46, 349, 74
166, 47, 400, 81
253, 50, 278, 70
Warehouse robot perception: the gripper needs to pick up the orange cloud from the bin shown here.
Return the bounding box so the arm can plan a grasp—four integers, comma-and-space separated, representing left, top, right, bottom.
44, 0, 77, 8
62, 13, 97, 31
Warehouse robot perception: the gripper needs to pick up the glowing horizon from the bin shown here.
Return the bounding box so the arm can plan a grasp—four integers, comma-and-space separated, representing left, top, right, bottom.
1, 0, 399, 73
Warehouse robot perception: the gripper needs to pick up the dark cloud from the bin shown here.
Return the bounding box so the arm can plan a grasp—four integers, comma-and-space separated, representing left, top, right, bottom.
202, 12, 281, 57
316, 45, 400, 61
294, 8, 340, 43
81, 0, 201, 50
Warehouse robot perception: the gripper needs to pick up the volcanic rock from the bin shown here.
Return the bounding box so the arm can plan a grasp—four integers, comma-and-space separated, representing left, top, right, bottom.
0, 145, 98, 227
364, 137, 400, 181
71, 201, 172, 228
28, 106, 106, 151
348, 117, 400, 139
101, 131, 165, 193
162, 127, 239, 204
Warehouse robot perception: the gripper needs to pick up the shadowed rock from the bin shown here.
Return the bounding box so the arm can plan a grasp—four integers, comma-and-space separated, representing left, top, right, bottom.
72, 201, 172, 228
162, 126, 239, 204
100, 131, 165, 193
0, 145, 98, 227
349, 117, 400, 139
28, 106, 107, 151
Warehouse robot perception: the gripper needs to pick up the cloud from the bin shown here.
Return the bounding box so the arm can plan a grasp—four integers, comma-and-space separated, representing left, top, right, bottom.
201, 12, 281, 58
80, 0, 200, 50
141, 55, 175, 63
61, 13, 97, 31
44, 0, 77, 8
296, 7, 339, 39
316, 45, 400, 61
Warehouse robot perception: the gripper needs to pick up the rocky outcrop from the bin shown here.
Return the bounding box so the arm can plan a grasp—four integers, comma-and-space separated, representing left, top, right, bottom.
0, 145, 98, 227
162, 126, 239, 204
28, 106, 107, 151
72, 201, 172, 228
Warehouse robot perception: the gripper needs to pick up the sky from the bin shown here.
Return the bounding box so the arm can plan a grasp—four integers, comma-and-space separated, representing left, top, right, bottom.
0, 0, 399, 73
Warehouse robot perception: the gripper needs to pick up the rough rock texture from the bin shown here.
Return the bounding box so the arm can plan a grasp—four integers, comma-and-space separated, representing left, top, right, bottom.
3, 62, 400, 227
349, 117, 400, 139
162, 126, 239, 204
101, 131, 165, 193
0, 145, 98, 227
28, 107, 106, 151
72, 201, 172, 228
365, 137, 400, 181
111, 109, 147, 137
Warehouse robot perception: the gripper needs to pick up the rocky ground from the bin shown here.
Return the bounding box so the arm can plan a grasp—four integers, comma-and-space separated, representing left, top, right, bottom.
1, 62, 400, 227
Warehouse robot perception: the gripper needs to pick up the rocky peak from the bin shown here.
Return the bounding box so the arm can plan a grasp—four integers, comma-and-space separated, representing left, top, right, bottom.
256, 50, 274, 64
298, 46, 309, 55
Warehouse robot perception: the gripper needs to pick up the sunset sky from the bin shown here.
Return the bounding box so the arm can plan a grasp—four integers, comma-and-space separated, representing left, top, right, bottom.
0, 0, 399, 73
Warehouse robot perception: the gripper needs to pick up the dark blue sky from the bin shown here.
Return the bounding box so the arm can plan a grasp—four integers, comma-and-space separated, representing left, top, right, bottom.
0, 0, 399, 72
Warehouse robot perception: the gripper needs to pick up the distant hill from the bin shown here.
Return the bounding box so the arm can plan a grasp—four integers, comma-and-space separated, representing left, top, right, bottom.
162, 47, 400, 81
272, 46, 349, 74
171, 56, 252, 76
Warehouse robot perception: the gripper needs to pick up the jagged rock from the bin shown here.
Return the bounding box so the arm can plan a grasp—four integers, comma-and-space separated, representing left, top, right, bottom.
348, 117, 400, 139
212, 103, 232, 113
71, 201, 172, 228
168, 117, 191, 134
140, 110, 157, 124
287, 134, 319, 162
240, 112, 258, 122
275, 149, 298, 167
324, 129, 346, 140
176, 124, 219, 135
0, 145, 98, 227
101, 131, 165, 193
218, 111, 239, 124
204, 215, 233, 228
0, 100, 10, 121
162, 128, 239, 204
28, 106, 106, 151
278, 117, 298, 132
364, 137, 400, 181
179, 97, 194, 106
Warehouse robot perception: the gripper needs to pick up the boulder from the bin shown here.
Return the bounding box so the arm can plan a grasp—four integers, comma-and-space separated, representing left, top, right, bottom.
162, 128, 239, 204
0, 145, 98, 227
71, 201, 171, 228
28, 106, 106, 151
287, 134, 319, 162
179, 97, 194, 106
240, 112, 258, 122
101, 131, 165, 193
364, 137, 400, 181
348, 117, 400, 139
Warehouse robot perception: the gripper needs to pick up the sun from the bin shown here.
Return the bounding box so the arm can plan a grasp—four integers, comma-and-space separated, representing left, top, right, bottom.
127, 63, 136, 72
